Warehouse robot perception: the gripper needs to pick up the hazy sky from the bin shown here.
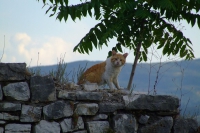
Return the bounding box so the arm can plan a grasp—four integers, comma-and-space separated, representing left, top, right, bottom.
0, 0, 200, 66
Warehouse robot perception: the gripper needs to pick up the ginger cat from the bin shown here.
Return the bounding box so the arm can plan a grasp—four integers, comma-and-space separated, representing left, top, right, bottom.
78, 50, 128, 89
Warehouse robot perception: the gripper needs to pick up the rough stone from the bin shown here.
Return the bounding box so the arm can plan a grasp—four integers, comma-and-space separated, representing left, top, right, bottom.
0, 112, 19, 120
139, 115, 150, 124
0, 127, 3, 133
30, 75, 56, 102
60, 117, 84, 132
34, 120, 60, 133
76, 91, 103, 101
0, 120, 6, 124
99, 102, 125, 113
83, 83, 98, 91
0, 63, 27, 81
5, 123, 31, 133
93, 114, 108, 120
20, 104, 42, 122
43, 101, 73, 120
87, 121, 109, 133
3, 82, 30, 101
139, 116, 173, 133
123, 94, 179, 112
113, 114, 138, 133
0, 84, 2, 100
173, 118, 198, 133
58, 90, 76, 100
60, 118, 72, 132
66, 82, 79, 89
75, 103, 98, 115
73, 130, 87, 133
0, 102, 21, 111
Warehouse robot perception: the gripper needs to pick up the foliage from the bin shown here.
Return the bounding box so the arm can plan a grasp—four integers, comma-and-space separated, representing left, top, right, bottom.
39, 0, 200, 61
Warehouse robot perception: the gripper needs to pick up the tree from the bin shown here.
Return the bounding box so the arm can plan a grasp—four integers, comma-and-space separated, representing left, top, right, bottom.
38, 0, 200, 90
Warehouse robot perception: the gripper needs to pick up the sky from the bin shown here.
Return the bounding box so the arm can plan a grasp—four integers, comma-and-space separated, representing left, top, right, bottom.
0, 0, 200, 67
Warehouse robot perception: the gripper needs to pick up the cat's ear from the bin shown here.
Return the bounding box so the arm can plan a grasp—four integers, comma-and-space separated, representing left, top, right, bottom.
123, 53, 128, 58
112, 50, 117, 56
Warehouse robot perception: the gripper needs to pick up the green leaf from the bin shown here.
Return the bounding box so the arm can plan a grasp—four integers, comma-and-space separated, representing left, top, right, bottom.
83, 43, 89, 54
157, 41, 165, 49
46, 6, 52, 14
142, 51, 147, 61
87, 41, 93, 52
116, 43, 123, 52
198, 16, 200, 28
64, 0, 68, 6
174, 45, 179, 55
56, 12, 63, 21
112, 47, 118, 53
90, 33, 97, 48
107, 51, 112, 58
69, 7, 76, 21
95, 28, 102, 40
63, 8, 68, 21
82, 4, 88, 16
80, 45, 84, 53
191, 16, 196, 27
99, 23, 106, 33
94, 2, 101, 19
186, 38, 192, 44
180, 45, 186, 57
163, 43, 169, 55
180, 49, 188, 58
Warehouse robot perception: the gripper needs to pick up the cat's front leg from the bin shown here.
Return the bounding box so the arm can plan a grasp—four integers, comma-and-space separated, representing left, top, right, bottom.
107, 80, 115, 90
113, 77, 120, 89
104, 77, 115, 89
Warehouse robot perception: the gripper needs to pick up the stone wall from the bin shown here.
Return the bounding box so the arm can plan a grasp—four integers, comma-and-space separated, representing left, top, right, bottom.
0, 63, 198, 133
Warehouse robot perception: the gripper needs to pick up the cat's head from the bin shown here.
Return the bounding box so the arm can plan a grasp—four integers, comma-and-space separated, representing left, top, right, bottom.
111, 50, 128, 67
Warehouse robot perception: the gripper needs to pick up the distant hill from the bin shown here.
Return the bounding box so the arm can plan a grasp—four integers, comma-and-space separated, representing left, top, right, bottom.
31, 58, 200, 116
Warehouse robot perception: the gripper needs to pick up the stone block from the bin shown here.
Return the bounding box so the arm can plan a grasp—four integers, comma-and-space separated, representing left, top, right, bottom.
0, 127, 3, 133
139, 115, 150, 124
123, 94, 179, 112
87, 121, 109, 133
5, 124, 31, 133
43, 101, 73, 120
0, 63, 27, 81
0, 102, 21, 111
99, 102, 125, 113
139, 116, 173, 133
76, 91, 103, 101
73, 130, 87, 133
173, 118, 198, 133
92, 114, 108, 120
34, 120, 60, 133
3, 82, 30, 101
30, 76, 56, 102
60, 117, 84, 132
0, 112, 19, 120
20, 104, 42, 122
0, 84, 2, 100
113, 114, 138, 133
75, 103, 98, 115
58, 90, 76, 100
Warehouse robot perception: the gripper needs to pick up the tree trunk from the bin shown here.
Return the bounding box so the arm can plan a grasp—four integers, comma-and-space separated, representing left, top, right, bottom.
127, 42, 142, 90
127, 21, 144, 90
